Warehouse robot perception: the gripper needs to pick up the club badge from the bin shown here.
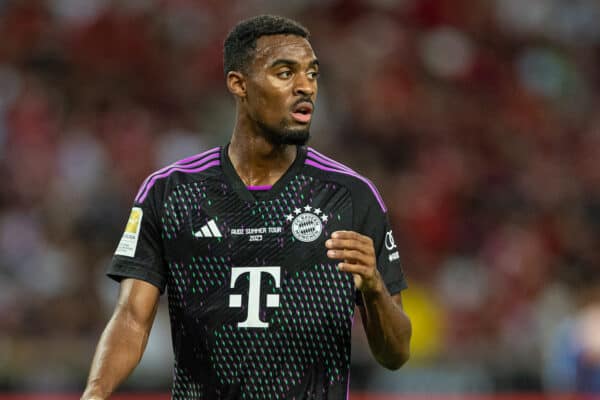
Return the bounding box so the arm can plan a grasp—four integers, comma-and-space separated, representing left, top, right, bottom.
286, 205, 328, 242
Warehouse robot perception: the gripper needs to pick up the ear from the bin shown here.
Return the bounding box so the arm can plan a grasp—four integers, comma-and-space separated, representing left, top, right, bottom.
227, 71, 246, 99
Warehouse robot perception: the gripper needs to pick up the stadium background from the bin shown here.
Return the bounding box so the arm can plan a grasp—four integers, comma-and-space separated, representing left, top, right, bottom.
0, 0, 599, 397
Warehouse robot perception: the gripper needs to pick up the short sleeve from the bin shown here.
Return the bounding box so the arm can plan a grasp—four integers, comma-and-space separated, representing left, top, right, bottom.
354, 185, 407, 304
107, 185, 167, 294
372, 211, 407, 296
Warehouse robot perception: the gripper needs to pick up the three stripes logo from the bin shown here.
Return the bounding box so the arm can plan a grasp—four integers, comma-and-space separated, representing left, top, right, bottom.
193, 219, 222, 238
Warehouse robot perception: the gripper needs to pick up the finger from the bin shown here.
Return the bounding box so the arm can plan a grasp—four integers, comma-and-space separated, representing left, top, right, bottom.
327, 249, 372, 265
330, 231, 374, 253
331, 230, 371, 243
337, 262, 373, 278
325, 238, 374, 256
326, 238, 364, 248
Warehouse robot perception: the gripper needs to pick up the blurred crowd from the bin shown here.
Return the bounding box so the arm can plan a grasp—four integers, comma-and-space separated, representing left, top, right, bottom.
1, 0, 600, 394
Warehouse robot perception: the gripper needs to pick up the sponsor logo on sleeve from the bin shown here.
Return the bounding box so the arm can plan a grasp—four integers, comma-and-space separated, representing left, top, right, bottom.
115, 207, 143, 257
385, 230, 397, 250
385, 230, 400, 262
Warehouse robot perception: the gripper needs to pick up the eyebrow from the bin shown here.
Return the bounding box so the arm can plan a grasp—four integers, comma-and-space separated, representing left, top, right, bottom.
270, 58, 320, 68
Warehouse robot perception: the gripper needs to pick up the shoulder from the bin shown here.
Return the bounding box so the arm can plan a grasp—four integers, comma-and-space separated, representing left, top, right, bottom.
303, 147, 387, 213
134, 146, 222, 204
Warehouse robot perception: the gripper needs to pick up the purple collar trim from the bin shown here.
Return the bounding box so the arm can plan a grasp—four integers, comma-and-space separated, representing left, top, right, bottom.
247, 185, 272, 191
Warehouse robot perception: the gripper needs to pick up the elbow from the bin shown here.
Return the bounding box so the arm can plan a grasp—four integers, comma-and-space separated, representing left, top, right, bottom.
383, 323, 412, 370
381, 355, 410, 371
375, 343, 410, 370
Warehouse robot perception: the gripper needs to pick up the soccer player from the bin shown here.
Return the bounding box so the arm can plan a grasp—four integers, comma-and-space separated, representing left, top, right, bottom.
81, 15, 412, 400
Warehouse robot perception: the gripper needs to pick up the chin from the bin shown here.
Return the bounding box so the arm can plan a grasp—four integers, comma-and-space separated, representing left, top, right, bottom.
259, 121, 311, 146
279, 129, 310, 146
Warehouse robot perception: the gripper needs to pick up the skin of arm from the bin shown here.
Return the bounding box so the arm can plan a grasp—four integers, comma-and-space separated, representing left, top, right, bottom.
326, 230, 412, 370
81, 278, 160, 400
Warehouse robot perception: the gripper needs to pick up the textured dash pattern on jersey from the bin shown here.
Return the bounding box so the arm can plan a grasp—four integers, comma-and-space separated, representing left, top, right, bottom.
172, 361, 204, 400
161, 182, 214, 240
158, 172, 354, 399
211, 263, 354, 398
168, 256, 230, 307
167, 255, 234, 399
107, 146, 404, 399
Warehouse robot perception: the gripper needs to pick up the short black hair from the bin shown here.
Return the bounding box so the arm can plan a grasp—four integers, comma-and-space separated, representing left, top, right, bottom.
223, 15, 309, 77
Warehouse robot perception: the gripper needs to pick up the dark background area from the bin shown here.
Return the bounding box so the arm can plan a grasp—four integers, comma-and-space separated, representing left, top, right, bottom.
0, 0, 599, 394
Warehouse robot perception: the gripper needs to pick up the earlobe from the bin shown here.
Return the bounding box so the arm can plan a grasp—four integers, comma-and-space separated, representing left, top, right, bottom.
227, 71, 246, 99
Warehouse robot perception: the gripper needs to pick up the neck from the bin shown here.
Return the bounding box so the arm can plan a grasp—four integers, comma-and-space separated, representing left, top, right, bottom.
228, 128, 297, 187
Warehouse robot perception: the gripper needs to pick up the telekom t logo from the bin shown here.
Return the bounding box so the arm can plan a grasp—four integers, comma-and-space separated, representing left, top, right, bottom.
228, 266, 281, 328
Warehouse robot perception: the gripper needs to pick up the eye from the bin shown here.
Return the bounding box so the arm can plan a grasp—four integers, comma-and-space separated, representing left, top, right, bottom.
277, 70, 292, 79
308, 71, 320, 80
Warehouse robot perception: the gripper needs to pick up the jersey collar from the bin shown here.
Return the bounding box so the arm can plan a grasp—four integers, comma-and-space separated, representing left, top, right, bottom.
221, 144, 307, 202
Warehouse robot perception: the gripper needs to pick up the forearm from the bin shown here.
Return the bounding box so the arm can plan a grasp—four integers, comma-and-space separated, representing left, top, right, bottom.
325, 231, 412, 369
82, 307, 152, 399
360, 290, 412, 370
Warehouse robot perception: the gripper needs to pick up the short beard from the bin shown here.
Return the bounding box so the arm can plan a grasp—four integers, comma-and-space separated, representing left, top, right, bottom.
257, 120, 310, 146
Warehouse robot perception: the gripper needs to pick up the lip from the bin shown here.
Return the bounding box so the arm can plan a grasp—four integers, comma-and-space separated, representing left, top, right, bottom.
291, 111, 312, 124
293, 101, 313, 113
290, 101, 313, 124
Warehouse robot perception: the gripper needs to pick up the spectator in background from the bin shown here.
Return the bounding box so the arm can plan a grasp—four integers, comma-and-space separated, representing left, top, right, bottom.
0, 0, 600, 393
544, 273, 600, 393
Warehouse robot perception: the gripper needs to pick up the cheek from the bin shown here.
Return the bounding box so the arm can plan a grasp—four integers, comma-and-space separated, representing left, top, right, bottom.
249, 86, 287, 120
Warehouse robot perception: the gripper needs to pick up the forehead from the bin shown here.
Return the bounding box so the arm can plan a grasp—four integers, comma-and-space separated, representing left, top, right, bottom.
252, 34, 316, 65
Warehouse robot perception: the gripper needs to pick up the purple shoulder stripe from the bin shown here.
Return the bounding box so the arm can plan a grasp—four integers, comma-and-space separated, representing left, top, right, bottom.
136, 160, 220, 203
307, 147, 355, 173
135, 147, 220, 200
305, 157, 387, 213
173, 147, 221, 166
135, 147, 221, 203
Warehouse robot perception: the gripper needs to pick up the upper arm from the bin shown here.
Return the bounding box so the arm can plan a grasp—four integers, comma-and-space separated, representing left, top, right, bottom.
114, 278, 161, 330
108, 187, 168, 293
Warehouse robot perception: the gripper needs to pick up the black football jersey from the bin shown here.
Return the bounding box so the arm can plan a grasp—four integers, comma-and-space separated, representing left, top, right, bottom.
107, 145, 407, 399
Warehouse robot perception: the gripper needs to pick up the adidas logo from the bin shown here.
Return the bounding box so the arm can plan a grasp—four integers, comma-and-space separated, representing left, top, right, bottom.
193, 219, 222, 238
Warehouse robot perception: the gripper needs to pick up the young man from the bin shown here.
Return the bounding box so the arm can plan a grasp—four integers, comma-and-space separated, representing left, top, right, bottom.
82, 15, 411, 400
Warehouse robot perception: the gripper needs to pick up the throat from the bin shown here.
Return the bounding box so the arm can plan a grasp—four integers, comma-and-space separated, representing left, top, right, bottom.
228, 141, 297, 187
238, 169, 285, 187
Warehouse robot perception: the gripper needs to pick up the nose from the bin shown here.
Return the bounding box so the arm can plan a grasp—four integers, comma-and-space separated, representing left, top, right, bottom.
293, 74, 315, 97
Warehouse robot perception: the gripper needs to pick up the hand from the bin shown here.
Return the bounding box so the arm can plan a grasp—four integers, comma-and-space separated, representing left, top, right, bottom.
326, 230, 384, 295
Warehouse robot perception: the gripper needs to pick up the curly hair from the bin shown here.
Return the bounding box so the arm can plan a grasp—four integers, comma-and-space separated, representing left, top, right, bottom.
223, 15, 309, 77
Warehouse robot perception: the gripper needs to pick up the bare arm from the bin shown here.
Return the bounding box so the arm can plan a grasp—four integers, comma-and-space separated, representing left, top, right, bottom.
358, 292, 411, 369
326, 231, 412, 370
81, 278, 160, 400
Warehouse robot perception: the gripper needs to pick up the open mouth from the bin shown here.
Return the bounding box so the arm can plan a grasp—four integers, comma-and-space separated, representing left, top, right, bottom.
291, 102, 313, 123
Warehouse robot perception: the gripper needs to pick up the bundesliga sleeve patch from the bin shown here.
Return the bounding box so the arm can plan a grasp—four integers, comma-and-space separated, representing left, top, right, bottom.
115, 207, 143, 257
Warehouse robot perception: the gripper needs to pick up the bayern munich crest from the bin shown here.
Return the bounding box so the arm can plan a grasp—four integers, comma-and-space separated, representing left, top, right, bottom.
286, 205, 329, 242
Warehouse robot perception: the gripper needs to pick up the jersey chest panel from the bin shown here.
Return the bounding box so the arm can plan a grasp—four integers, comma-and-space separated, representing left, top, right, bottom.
161, 174, 356, 396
